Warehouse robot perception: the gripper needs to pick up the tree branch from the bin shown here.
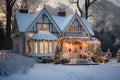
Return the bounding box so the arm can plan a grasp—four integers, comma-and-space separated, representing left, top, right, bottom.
32, 1, 41, 13
77, 0, 84, 17
88, 0, 97, 7
11, 0, 16, 8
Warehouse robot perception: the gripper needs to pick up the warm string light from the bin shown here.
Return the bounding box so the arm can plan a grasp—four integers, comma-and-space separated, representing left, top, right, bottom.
83, 42, 87, 47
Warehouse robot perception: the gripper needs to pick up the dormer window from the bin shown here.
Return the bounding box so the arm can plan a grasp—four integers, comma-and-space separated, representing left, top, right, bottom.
43, 24, 48, 30
68, 26, 72, 32
74, 26, 77, 32
38, 24, 42, 30
38, 24, 48, 31
67, 26, 78, 33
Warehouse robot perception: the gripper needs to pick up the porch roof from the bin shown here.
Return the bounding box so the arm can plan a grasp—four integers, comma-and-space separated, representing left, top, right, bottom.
60, 36, 90, 39
31, 30, 58, 40
87, 39, 101, 44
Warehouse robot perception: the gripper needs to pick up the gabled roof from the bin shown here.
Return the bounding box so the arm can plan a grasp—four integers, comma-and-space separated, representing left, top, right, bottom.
15, 7, 61, 34
52, 13, 75, 32
52, 13, 94, 36
15, 7, 94, 36
16, 12, 39, 32
81, 18, 95, 36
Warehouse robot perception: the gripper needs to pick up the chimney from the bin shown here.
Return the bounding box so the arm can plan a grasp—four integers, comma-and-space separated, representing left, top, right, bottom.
19, 6, 29, 13
58, 8, 66, 17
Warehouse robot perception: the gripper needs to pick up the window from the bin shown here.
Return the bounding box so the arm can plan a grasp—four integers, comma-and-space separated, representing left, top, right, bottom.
38, 24, 49, 31
49, 41, 53, 54
38, 24, 42, 30
74, 26, 77, 32
44, 41, 48, 53
67, 26, 72, 32
43, 24, 48, 30
67, 26, 78, 33
40, 41, 44, 53
34, 42, 38, 54
40, 41, 49, 54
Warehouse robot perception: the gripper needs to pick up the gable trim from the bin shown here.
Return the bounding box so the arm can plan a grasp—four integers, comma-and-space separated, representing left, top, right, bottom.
62, 13, 91, 37
62, 13, 76, 34
76, 14, 91, 37
26, 7, 61, 36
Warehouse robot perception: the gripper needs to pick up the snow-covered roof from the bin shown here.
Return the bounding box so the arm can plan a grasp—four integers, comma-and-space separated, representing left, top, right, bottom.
52, 14, 95, 36
81, 18, 95, 36
16, 12, 39, 32
61, 36, 90, 39
87, 39, 101, 44
31, 31, 57, 40
16, 7, 61, 33
16, 7, 95, 36
52, 13, 75, 32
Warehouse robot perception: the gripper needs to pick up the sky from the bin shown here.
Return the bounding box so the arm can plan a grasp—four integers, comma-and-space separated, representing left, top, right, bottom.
0, 0, 120, 21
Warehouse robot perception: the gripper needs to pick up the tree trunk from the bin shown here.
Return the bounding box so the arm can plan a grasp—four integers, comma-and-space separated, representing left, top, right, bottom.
85, 0, 89, 19
77, 0, 84, 17
5, 1, 12, 50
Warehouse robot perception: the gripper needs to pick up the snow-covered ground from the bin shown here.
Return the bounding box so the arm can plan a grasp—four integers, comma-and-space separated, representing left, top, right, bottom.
1, 59, 120, 80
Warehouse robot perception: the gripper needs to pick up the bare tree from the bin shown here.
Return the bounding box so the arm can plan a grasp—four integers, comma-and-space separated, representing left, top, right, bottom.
20, 0, 41, 13
5, 0, 17, 50
69, 0, 97, 18
0, 21, 5, 50
0, 0, 42, 50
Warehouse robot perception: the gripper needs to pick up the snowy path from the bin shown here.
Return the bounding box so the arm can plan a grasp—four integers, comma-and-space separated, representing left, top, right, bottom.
1, 60, 120, 80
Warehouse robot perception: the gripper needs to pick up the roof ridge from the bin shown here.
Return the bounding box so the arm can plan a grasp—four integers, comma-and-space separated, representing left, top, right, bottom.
61, 13, 76, 31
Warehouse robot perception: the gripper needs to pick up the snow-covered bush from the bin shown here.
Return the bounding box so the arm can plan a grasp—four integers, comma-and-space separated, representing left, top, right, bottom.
116, 49, 120, 62
91, 55, 104, 63
103, 49, 112, 63
0, 52, 35, 76
61, 53, 70, 60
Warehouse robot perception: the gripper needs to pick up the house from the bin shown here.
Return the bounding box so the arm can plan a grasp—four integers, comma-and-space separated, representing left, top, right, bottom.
11, 6, 100, 58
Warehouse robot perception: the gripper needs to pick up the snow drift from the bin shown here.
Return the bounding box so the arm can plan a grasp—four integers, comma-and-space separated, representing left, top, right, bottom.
0, 52, 35, 76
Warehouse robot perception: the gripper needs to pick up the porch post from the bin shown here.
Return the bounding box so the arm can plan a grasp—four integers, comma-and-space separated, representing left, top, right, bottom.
37, 41, 40, 54
52, 40, 54, 54
32, 41, 34, 54
48, 40, 50, 54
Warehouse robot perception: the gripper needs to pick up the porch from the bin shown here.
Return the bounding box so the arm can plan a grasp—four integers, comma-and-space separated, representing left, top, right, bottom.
59, 37, 101, 59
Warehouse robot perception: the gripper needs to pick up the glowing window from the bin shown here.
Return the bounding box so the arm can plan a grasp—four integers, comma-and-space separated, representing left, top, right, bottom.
54, 41, 57, 53
43, 24, 48, 30
49, 41, 53, 54
38, 24, 42, 30
74, 26, 77, 32
40, 41, 44, 53
68, 26, 72, 32
44, 41, 48, 53
34, 42, 38, 54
